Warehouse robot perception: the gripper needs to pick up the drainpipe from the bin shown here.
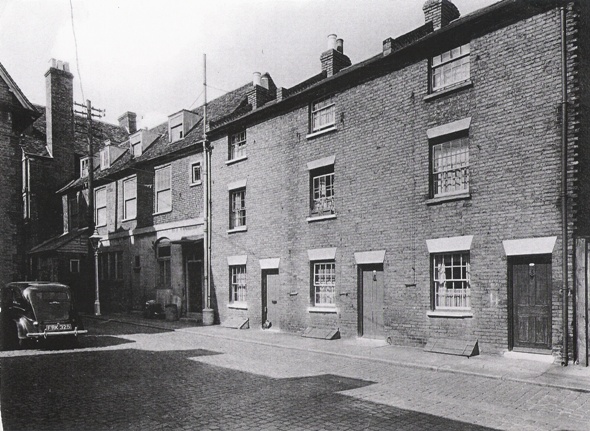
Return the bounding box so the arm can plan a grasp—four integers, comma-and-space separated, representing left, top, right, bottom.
560, 6, 569, 367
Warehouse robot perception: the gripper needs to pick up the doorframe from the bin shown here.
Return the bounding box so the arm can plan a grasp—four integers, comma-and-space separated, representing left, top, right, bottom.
357, 263, 384, 338
261, 268, 279, 328
507, 254, 552, 351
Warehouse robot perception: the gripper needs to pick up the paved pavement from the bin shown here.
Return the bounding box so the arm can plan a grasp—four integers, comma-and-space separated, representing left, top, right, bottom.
84, 312, 590, 394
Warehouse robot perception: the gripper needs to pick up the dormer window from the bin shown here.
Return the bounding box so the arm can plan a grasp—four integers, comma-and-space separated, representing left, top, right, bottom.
131, 138, 142, 157
80, 157, 89, 178
169, 113, 184, 143
100, 147, 110, 170
168, 110, 200, 143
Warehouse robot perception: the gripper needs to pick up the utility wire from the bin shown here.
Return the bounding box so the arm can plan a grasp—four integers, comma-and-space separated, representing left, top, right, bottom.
69, 0, 85, 101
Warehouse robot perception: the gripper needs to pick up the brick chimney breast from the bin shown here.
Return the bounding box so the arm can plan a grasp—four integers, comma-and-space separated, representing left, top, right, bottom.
45, 58, 74, 161
118, 111, 137, 134
422, 0, 460, 30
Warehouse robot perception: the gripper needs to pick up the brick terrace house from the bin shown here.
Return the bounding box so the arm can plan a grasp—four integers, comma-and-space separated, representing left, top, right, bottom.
57, 85, 250, 316
206, 0, 590, 361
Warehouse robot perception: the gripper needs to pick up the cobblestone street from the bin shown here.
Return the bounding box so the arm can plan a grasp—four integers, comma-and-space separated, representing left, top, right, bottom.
1, 319, 589, 430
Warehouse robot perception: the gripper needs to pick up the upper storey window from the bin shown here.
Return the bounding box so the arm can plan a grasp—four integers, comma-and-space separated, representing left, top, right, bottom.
229, 131, 247, 161
80, 157, 89, 178
310, 96, 335, 133
431, 44, 470, 92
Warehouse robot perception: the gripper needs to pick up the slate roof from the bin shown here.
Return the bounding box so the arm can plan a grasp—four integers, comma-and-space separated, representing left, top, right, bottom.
27, 228, 89, 255
59, 81, 253, 192
21, 104, 128, 158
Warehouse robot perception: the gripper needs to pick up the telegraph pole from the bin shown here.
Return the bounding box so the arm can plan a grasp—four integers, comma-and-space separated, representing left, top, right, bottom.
74, 99, 105, 314
202, 54, 214, 326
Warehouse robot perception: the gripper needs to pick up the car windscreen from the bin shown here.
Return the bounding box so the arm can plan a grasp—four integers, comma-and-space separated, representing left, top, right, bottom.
28, 290, 71, 322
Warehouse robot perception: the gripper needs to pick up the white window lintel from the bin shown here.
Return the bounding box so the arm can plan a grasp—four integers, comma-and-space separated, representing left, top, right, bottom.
306, 155, 335, 171
307, 248, 337, 261
427, 117, 471, 140
227, 255, 247, 266
227, 178, 247, 191
426, 235, 473, 253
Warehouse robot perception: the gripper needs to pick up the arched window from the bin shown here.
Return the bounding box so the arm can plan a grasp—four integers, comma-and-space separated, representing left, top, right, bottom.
156, 238, 171, 289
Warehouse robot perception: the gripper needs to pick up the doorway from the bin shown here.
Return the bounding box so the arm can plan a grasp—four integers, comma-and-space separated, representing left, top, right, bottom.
358, 264, 384, 339
262, 269, 280, 330
184, 244, 203, 315
509, 255, 552, 350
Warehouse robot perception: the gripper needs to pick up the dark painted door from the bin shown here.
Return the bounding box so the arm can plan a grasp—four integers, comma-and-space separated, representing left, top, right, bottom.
360, 265, 384, 339
262, 269, 280, 329
511, 256, 552, 349
187, 260, 203, 313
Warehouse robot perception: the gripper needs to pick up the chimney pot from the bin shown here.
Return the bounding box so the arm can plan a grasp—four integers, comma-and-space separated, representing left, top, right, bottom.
260, 76, 269, 90
327, 34, 337, 51
336, 38, 344, 53
252, 72, 262, 87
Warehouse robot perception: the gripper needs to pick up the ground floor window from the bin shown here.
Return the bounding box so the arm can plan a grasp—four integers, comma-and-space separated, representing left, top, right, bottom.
432, 252, 470, 309
230, 265, 247, 304
313, 262, 335, 306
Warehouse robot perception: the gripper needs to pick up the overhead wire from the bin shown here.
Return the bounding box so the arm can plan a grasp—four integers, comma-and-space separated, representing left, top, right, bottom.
69, 0, 85, 101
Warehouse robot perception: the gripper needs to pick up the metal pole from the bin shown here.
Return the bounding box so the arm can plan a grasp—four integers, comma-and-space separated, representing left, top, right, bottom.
94, 248, 101, 316
202, 53, 214, 325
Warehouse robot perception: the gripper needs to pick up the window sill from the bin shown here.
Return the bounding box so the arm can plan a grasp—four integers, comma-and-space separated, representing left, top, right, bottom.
427, 310, 473, 318
228, 303, 248, 310
424, 80, 473, 102
225, 155, 248, 166
95, 223, 107, 228
307, 214, 337, 223
308, 306, 338, 314
153, 209, 172, 216
306, 126, 337, 140
426, 191, 471, 205
121, 217, 136, 222
227, 226, 247, 234
190, 180, 202, 187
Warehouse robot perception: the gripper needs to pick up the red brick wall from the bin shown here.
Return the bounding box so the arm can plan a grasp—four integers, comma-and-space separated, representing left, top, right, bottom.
210, 8, 578, 354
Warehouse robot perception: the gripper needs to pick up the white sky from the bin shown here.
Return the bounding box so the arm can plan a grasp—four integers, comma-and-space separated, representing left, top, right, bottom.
0, 0, 499, 129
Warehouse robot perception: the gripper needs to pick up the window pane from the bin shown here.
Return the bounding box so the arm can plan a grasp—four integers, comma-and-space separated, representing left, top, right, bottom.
313, 262, 335, 306
432, 137, 469, 196
431, 44, 470, 91
433, 252, 470, 309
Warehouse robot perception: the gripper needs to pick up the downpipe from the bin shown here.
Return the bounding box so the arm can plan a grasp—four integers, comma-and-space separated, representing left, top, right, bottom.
560, 6, 569, 367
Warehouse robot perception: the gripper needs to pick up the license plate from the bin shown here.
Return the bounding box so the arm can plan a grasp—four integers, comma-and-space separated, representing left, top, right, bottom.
46, 323, 72, 331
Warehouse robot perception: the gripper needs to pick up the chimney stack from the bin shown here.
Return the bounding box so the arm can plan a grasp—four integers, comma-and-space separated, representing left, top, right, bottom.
422, 0, 460, 30
320, 34, 352, 77
45, 58, 74, 168
118, 111, 137, 134
247, 72, 276, 109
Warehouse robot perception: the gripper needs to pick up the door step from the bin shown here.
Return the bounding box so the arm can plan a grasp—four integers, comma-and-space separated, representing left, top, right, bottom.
504, 351, 555, 363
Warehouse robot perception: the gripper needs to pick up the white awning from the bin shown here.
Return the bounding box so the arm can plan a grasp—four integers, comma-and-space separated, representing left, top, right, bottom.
307, 247, 337, 261
502, 237, 557, 256
426, 235, 473, 253
354, 250, 386, 265
259, 258, 280, 269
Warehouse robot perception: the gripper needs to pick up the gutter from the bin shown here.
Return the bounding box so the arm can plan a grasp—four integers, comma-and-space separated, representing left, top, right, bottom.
560, 6, 569, 367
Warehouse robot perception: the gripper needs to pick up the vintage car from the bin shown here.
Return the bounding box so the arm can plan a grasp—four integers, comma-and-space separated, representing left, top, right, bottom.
0, 281, 87, 349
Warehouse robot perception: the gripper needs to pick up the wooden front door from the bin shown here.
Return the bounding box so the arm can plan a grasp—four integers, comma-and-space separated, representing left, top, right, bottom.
359, 265, 384, 339
262, 269, 280, 329
510, 255, 552, 350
